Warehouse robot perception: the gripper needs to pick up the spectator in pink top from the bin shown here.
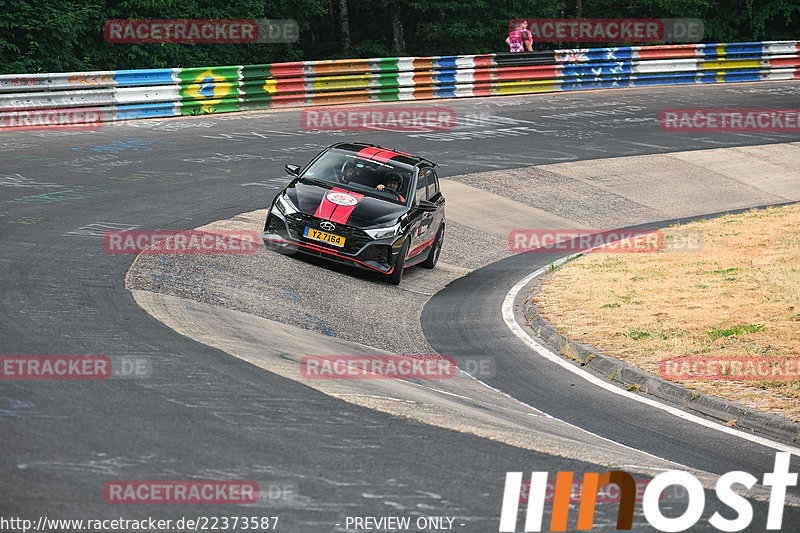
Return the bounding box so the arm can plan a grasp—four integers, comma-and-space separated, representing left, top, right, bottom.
506, 19, 533, 52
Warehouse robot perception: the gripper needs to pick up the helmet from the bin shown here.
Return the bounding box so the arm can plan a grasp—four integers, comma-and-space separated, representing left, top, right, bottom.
384, 173, 402, 187
342, 161, 359, 182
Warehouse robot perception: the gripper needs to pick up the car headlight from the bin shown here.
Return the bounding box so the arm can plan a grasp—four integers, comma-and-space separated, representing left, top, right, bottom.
274, 194, 298, 216
364, 222, 402, 240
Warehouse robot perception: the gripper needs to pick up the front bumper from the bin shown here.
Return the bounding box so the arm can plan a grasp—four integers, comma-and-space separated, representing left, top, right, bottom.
263, 210, 402, 274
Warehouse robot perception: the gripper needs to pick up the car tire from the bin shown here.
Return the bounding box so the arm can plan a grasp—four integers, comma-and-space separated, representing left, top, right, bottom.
421, 223, 444, 269
387, 238, 409, 285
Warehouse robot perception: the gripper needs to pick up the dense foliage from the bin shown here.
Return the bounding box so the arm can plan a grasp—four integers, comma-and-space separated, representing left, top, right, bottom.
1, 0, 798, 74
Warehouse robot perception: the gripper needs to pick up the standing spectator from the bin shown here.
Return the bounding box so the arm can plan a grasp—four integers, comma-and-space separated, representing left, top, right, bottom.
506, 19, 533, 52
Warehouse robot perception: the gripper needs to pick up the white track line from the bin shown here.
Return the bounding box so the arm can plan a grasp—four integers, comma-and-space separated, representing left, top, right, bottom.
502, 256, 800, 456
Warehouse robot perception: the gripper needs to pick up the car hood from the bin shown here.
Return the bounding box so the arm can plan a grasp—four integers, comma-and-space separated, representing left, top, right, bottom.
285, 179, 407, 228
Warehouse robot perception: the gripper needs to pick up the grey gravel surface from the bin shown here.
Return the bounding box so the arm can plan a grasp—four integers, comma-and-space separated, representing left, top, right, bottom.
126, 210, 512, 355
450, 157, 787, 228
452, 165, 668, 227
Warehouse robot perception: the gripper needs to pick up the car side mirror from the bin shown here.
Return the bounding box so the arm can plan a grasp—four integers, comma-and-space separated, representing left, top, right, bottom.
285, 164, 301, 176
418, 200, 438, 212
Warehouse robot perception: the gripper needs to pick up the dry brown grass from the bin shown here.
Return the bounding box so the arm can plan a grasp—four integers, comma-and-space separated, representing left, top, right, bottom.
534, 203, 800, 422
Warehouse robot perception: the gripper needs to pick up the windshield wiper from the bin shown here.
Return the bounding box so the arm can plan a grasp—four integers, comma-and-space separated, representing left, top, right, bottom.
300, 176, 337, 188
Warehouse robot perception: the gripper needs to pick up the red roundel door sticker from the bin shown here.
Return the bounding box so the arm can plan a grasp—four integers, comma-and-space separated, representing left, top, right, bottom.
326, 191, 359, 206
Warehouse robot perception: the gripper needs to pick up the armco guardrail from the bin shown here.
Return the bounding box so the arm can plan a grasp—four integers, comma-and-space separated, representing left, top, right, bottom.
0, 40, 798, 126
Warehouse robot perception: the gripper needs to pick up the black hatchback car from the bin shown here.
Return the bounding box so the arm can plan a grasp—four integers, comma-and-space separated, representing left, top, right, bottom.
262, 143, 445, 284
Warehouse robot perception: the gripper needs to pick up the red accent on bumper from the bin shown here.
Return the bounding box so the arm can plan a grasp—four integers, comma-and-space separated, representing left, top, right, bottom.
264, 236, 394, 274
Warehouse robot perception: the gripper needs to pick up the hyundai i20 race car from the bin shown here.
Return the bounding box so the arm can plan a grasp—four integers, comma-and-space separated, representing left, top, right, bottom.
262, 143, 445, 285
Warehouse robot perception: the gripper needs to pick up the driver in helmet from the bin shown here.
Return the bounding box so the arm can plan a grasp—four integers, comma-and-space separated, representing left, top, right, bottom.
342, 161, 362, 183
376, 173, 405, 202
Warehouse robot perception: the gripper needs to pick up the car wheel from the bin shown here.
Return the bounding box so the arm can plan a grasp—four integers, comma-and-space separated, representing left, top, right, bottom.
387, 238, 409, 285
421, 223, 444, 269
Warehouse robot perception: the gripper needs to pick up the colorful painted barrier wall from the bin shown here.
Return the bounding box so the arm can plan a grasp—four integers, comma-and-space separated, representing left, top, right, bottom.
0, 41, 798, 126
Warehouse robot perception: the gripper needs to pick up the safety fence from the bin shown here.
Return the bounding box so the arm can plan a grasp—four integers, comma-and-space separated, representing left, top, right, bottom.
0, 40, 798, 126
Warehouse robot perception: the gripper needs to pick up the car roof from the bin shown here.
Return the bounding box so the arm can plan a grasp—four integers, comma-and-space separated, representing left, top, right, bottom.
328, 142, 436, 169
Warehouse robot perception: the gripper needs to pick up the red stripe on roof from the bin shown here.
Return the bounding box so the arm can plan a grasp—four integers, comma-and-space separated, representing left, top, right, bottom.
370, 150, 398, 163
356, 147, 384, 159
356, 146, 413, 163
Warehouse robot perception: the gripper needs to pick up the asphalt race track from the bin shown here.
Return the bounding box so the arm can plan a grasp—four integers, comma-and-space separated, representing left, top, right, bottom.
2, 81, 800, 532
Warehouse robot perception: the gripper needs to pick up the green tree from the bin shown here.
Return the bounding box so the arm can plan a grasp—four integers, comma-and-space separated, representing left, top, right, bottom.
1, 0, 798, 74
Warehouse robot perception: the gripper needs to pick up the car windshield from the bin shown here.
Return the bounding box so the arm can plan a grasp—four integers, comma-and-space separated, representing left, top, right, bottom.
301, 149, 413, 205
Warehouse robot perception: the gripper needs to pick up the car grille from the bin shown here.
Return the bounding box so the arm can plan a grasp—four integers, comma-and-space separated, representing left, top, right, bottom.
286, 213, 372, 255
